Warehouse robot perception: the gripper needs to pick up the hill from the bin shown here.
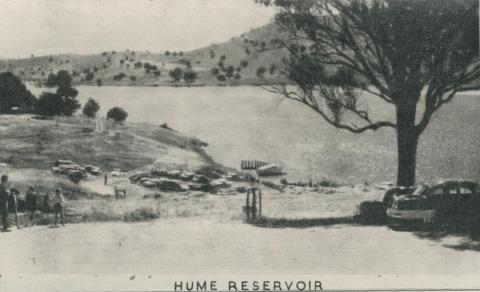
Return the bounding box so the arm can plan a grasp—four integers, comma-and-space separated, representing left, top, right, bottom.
0, 23, 289, 87
0, 115, 209, 171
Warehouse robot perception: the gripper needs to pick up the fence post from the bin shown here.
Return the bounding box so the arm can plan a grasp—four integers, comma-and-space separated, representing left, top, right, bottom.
259, 189, 262, 219
252, 189, 257, 221
246, 190, 250, 220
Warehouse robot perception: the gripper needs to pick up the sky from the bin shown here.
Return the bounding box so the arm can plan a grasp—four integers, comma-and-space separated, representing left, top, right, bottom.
0, 0, 277, 59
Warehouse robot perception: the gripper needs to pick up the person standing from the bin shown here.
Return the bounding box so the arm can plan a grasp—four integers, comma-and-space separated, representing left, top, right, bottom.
8, 188, 20, 229
104, 173, 108, 185
25, 186, 38, 227
0, 175, 11, 232
52, 188, 65, 227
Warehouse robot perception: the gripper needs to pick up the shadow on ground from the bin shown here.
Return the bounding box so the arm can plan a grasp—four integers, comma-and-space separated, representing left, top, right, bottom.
251, 200, 480, 252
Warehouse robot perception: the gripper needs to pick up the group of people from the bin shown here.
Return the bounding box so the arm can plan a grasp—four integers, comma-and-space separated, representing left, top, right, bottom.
0, 175, 66, 232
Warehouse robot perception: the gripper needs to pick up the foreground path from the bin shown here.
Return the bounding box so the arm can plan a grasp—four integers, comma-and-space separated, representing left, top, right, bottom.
0, 219, 478, 274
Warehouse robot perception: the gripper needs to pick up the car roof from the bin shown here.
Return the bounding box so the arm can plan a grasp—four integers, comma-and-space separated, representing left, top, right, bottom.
434, 180, 479, 186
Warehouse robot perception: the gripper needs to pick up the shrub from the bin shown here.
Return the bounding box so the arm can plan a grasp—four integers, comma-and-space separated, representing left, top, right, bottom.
113, 72, 126, 81
256, 66, 267, 77
85, 72, 95, 81
82, 98, 100, 118
123, 207, 160, 222
183, 71, 197, 84
216, 75, 226, 82
169, 67, 183, 82
210, 67, 219, 76
107, 107, 128, 123
96, 78, 103, 86
225, 66, 235, 78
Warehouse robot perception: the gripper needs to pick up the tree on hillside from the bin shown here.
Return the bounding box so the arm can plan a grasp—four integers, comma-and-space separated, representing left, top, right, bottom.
211, 67, 219, 76
256, 66, 267, 78
107, 107, 128, 123
38, 70, 80, 116
46, 73, 57, 87
82, 98, 100, 118
259, 0, 479, 186
0, 72, 36, 113
169, 67, 183, 82
226, 66, 235, 78
183, 71, 198, 84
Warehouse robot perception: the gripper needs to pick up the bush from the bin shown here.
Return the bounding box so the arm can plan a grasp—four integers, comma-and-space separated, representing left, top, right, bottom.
85, 72, 95, 81
107, 107, 128, 123
216, 75, 226, 82
169, 67, 183, 82
256, 66, 267, 77
113, 72, 126, 81
210, 67, 219, 76
183, 71, 197, 84
123, 207, 160, 222
82, 98, 100, 118
96, 78, 103, 86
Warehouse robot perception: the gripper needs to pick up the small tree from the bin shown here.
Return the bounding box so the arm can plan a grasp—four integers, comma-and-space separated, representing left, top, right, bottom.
183, 71, 198, 84
169, 67, 183, 82
256, 66, 267, 78
85, 72, 95, 81
82, 98, 100, 118
107, 107, 128, 123
240, 60, 248, 68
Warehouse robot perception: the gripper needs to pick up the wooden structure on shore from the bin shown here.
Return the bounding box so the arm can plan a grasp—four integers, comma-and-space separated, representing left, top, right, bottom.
240, 160, 269, 170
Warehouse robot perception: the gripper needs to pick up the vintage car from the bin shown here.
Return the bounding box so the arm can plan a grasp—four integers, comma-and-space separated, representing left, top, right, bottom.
385, 180, 480, 223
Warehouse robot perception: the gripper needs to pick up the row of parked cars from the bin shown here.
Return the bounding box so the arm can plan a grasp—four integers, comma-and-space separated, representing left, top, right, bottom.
51, 160, 102, 183
384, 180, 480, 225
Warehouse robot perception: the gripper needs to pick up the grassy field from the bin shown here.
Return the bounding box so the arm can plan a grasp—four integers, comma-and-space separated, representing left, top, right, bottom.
0, 114, 208, 171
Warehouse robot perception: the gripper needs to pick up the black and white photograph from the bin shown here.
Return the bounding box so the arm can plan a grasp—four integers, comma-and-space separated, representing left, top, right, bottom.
0, 0, 478, 291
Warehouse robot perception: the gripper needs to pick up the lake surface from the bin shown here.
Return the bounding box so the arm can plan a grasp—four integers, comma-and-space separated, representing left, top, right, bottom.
29, 85, 480, 184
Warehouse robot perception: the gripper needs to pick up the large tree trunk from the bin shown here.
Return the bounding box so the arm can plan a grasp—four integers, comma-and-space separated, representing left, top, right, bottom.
396, 101, 419, 187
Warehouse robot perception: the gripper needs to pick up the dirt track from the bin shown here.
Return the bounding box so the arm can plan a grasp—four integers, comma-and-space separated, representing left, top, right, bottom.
0, 218, 478, 274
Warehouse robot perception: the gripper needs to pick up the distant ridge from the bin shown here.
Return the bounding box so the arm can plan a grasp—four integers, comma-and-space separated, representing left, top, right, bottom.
0, 22, 289, 87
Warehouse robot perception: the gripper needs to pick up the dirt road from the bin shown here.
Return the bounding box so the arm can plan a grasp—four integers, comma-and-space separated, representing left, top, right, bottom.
0, 218, 478, 274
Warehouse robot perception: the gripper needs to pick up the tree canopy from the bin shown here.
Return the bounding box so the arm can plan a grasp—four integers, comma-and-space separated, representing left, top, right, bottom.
260, 0, 479, 186
38, 70, 80, 116
0, 72, 36, 113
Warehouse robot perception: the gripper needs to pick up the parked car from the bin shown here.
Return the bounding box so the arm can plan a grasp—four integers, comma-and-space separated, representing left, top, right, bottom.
385, 180, 480, 223
111, 169, 125, 177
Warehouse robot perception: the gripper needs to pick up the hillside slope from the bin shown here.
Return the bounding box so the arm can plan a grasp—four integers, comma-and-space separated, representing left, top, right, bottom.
0, 23, 288, 87
0, 115, 209, 171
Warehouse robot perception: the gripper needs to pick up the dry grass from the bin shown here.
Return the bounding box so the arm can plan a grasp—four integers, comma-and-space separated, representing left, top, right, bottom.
8, 168, 100, 199
0, 115, 208, 172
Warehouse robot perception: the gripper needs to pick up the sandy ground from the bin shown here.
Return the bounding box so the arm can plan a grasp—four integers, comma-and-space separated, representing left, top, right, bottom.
0, 218, 479, 274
